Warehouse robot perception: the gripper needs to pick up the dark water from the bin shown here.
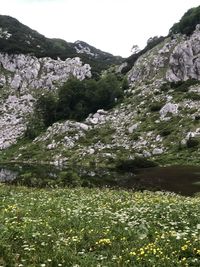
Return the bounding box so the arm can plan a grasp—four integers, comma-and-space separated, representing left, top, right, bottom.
0, 163, 200, 196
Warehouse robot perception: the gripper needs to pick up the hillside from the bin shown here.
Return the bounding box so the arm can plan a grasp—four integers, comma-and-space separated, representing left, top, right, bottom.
0, 7, 200, 167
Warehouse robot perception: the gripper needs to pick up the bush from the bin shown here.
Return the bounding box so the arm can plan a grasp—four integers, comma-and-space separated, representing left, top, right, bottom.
36, 93, 57, 127
115, 157, 157, 171
149, 103, 163, 112
159, 128, 172, 137
170, 6, 200, 35
31, 75, 123, 136
195, 115, 200, 121
160, 79, 200, 93
25, 115, 45, 140
184, 92, 200, 101
54, 75, 123, 122
186, 137, 199, 148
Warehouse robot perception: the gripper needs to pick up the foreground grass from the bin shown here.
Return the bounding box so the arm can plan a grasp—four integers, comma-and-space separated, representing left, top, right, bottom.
0, 185, 200, 266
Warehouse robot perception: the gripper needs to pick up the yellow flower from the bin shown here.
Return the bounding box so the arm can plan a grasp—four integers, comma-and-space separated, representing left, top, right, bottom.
181, 245, 188, 251
129, 251, 136, 256
96, 238, 111, 245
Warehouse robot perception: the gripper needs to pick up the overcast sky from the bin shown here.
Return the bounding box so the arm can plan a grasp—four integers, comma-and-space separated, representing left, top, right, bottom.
1, 0, 200, 57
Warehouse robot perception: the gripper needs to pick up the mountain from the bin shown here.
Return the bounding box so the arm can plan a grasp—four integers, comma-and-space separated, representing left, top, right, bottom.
0, 7, 200, 167
0, 15, 123, 75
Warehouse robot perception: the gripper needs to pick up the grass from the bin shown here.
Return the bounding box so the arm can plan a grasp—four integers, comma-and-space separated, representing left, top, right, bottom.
0, 185, 200, 266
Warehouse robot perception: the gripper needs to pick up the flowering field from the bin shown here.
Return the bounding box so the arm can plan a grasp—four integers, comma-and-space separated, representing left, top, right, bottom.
0, 185, 200, 266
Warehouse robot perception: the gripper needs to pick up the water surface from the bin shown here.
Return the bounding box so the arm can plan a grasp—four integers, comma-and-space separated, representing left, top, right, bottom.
0, 163, 200, 196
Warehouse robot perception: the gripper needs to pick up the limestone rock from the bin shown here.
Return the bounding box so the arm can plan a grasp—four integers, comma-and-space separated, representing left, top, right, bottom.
152, 148, 164, 155
128, 123, 139, 134
0, 52, 92, 149
160, 103, 178, 117
166, 28, 200, 82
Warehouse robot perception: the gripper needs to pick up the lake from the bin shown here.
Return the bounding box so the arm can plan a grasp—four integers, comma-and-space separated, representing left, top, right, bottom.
0, 163, 200, 196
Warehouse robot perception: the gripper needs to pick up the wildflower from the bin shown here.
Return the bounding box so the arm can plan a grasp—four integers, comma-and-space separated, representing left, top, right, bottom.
181, 245, 188, 251
96, 238, 111, 245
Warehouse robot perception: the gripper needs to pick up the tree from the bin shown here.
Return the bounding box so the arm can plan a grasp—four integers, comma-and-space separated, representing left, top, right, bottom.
169, 6, 200, 35
131, 44, 140, 54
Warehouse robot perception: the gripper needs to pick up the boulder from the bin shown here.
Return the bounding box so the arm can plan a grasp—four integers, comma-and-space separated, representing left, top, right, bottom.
160, 103, 178, 117
152, 148, 164, 155
128, 123, 139, 134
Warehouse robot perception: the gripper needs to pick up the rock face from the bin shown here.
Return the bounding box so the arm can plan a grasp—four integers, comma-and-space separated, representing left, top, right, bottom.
160, 103, 179, 118
0, 53, 91, 149
0, 94, 34, 149
127, 25, 200, 86
0, 53, 91, 93
167, 26, 200, 81
0, 168, 17, 181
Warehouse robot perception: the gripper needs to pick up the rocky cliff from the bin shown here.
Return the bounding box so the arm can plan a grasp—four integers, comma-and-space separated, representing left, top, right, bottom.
1, 20, 200, 167
0, 53, 91, 149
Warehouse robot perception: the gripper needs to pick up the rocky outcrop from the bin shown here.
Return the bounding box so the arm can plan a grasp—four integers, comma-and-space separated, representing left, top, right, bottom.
167, 25, 200, 81
0, 168, 17, 181
0, 94, 34, 149
160, 103, 179, 118
0, 53, 91, 93
0, 53, 91, 149
127, 26, 200, 86
127, 38, 179, 85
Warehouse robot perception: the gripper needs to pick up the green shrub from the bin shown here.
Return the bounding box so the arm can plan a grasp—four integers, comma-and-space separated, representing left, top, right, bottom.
149, 102, 163, 112
24, 115, 45, 140
36, 93, 57, 127
170, 6, 200, 35
195, 115, 200, 121
115, 157, 157, 171
159, 128, 172, 137
41, 75, 123, 123
184, 92, 200, 101
186, 137, 199, 148
160, 79, 200, 93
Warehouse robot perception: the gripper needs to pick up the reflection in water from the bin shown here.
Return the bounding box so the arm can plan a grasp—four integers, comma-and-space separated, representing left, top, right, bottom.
0, 168, 18, 182
0, 164, 200, 196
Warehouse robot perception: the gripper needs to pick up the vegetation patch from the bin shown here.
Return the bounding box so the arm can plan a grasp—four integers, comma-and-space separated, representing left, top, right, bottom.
0, 185, 200, 266
115, 157, 157, 171
161, 79, 200, 93
170, 5, 200, 35
149, 102, 163, 112
186, 137, 199, 149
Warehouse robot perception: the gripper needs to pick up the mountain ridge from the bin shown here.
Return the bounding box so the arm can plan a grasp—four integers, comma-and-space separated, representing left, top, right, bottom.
0, 15, 123, 76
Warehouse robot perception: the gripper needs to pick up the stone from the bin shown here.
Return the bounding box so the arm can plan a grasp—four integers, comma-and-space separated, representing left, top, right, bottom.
93, 112, 101, 119
97, 109, 108, 115
77, 123, 89, 131
128, 123, 139, 134
160, 103, 178, 117
0, 169, 17, 182
47, 142, 56, 150
88, 148, 95, 154
152, 148, 164, 155
166, 29, 200, 81
90, 118, 99, 124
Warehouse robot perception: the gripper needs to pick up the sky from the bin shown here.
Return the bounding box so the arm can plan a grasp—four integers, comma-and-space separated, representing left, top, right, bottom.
1, 0, 200, 57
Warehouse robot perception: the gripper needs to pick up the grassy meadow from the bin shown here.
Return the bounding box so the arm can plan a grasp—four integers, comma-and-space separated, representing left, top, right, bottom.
0, 184, 200, 266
